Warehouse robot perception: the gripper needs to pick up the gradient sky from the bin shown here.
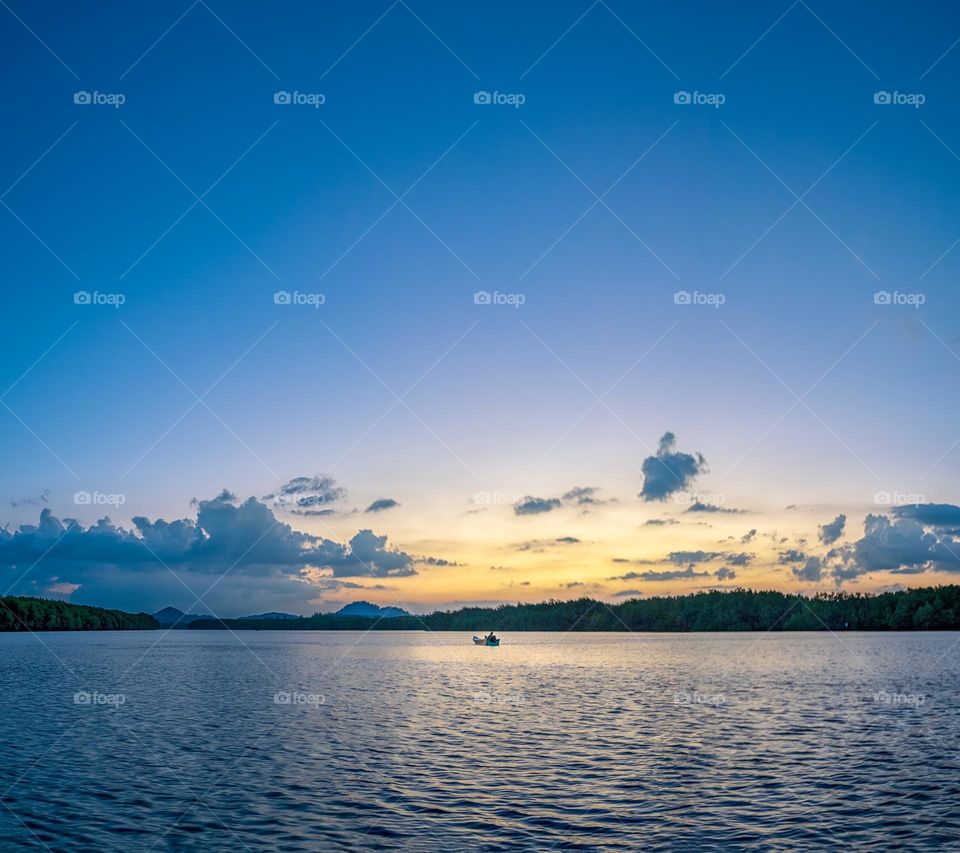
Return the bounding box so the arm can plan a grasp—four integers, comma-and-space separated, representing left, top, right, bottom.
2, 0, 959, 616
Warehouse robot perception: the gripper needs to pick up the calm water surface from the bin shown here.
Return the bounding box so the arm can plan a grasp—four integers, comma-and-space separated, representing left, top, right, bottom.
1, 630, 959, 850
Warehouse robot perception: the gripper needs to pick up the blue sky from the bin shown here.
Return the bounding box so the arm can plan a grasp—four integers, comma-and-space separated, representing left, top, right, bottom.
2, 0, 959, 614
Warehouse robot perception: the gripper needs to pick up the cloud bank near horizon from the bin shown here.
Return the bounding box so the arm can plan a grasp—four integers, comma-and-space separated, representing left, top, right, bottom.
0, 490, 418, 614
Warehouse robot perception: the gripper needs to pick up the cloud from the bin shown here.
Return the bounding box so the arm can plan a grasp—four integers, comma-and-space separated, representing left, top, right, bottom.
565, 581, 584, 588
417, 556, 462, 567
11, 489, 50, 508
645, 518, 679, 526
515, 537, 581, 552
715, 567, 737, 581
514, 496, 562, 516
792, 556, 823, 582
365, 498, 400, 513
608, 571, 644, 580
829, 514, 960, 581
0, 493, 416, 612
740, 529, 757, 544
562, 486, 605, 506
667, 550, 723, 564
263, 475, 346, 511
612, 588, 643, 597
685, 501, 746, 514
724, 552, 753, 566
632, 566, 711, 582
891, 503, 960, 528
639, 432, 707, 501
818, 514, 846, 545
778, 549, 807, 564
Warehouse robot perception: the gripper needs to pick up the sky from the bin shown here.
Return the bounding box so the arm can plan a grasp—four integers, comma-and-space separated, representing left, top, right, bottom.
1, 0, 959, 617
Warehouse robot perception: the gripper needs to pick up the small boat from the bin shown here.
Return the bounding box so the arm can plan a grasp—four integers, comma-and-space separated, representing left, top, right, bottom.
473, 636, 500, 646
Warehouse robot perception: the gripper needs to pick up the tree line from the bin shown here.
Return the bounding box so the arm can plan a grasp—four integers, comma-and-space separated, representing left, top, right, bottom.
0, 596, 159, 631
189, 586, 960, 632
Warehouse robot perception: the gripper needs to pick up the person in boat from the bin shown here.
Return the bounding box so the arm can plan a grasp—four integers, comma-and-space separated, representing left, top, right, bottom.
485, 631, 498, 643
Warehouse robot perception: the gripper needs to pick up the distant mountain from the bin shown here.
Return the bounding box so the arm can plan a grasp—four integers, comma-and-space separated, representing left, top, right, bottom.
237, 612, 299, 621
333, 601, 409, 619
153, 606, 211, 626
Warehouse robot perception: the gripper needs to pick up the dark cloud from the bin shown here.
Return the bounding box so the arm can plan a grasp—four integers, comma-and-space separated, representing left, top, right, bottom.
613, 588, 643, 597
0, 494, 416, 611
515, 536, 581, 552
667, 550, 723, 564
562, 486, 605, 506
417, 556, 462, 567
565, 581, 584, 588
724, 552, 753, 566
513, 496, 562, 516
608, 571, 643, 580
818, 514, 846, 545
633, 566, 710, 582
645, 518, 679, 526
365, 498, 400, 513
740, 529, 757, 544
715, 567, 737, 581
829, 514, 960, 581
685, 501, 746, 514
792, 556, 823, 582
778, 549, 807, 564
263, 475, 346, 511
10, 489, 50, 508
639, 432, 707, 501
892, 504, 960, 528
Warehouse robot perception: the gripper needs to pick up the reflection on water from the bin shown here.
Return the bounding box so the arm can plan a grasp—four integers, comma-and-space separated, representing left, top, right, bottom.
1, 630, 959, 850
